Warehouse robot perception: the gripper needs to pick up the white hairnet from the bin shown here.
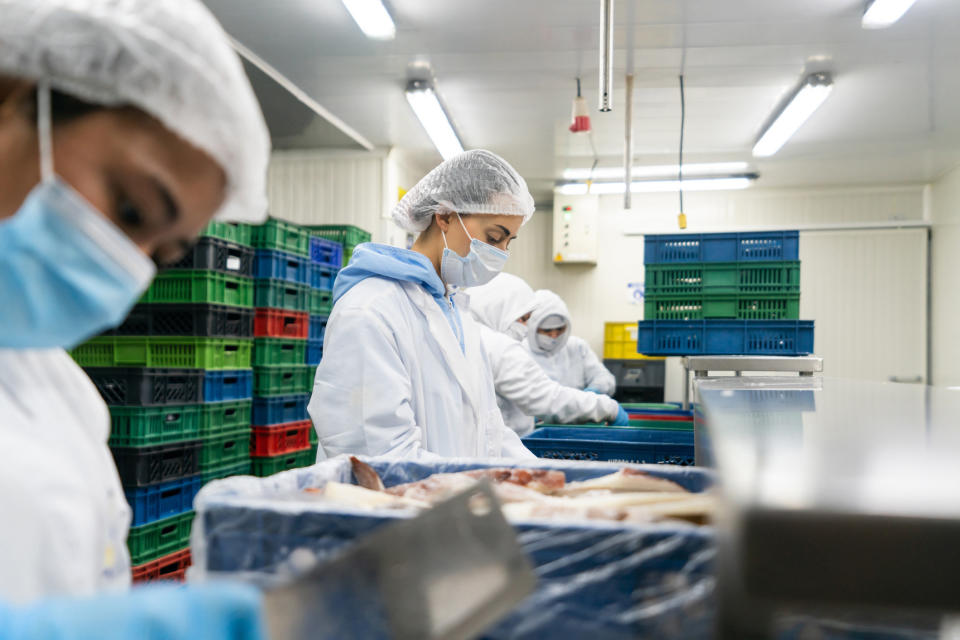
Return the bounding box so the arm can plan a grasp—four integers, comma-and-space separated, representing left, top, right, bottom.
0, 0, 270, 223
467, 272, 536, 334
527, 290, 572, 354
392, 149, 535, 234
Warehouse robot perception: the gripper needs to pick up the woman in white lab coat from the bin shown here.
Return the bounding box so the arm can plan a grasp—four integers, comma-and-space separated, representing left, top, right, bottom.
468, 274, 628, 436
524, 289, 617, 395
0, 0, 269, 636
309, 150, 536, 460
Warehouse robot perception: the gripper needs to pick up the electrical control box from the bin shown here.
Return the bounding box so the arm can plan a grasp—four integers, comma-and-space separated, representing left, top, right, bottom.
553, 194, 599, 264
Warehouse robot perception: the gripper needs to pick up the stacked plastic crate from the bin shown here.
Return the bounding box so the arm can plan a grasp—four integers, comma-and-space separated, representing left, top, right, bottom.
305, 230, 342, 459
249, 219, 316, 477
637, 231, 815, 356
304, 224, 371, 267
73, 220, 256, 582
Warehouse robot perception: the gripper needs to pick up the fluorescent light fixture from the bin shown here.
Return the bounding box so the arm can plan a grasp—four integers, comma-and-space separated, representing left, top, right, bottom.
752, 72, 833, 158
562, 161, 750, 181
405, 80, 464, 160
862, 0, 919, 28
342, 0, 396, 40
555, 176, 755, 195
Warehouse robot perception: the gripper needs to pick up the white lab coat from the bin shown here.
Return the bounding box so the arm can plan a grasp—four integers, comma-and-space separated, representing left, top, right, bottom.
525, 290, 616, 395
0, 349, 131, 604
309, 276, 534, 460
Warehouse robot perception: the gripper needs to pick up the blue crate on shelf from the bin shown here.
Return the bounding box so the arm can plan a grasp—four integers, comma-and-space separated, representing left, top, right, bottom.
644, 230, 799, 264
309, 236, 344, 269
308, 315, 328, 342
309, 263, 338, 290
252, 394, 309, 426
637, 319, 814, 356
124, 474, 202, 526
305, 339, 323, 366
203, 369, 253, 402
253, 250, 309, 285
523, 427, 695, 465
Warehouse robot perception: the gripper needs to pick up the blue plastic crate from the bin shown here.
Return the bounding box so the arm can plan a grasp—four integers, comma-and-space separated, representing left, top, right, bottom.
308, 315, 328, 342
309, 236, 344, 269
203, 369, 253, 402
309, 263, 338, 290
637, 319, 814, 356
644, 231, 799, 264
253, 250, 309, 285
124, 475, 202, 526
305, 339, 323, 365
523, 427, 694, 465
252, 394, 309, 426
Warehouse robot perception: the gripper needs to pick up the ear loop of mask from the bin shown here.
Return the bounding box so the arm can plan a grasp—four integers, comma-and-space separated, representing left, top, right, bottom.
37, 81, 54, 184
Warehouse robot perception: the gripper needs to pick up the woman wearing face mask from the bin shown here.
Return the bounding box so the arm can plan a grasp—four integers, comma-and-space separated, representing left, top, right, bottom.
525, 290, 616, 396
468, 274, 629, 437
308, 150, 536, 460
0, 0, 272, 637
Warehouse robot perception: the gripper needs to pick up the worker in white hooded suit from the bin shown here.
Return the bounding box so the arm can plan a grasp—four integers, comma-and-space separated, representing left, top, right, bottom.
525, 289, 617, 395
309, 150, 535, 460
468, 273, 630, 437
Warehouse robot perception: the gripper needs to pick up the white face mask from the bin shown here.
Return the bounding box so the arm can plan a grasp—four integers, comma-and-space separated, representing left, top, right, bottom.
536, 333, 563, 353
505, 321, 527, 342
440, 213, 509, 288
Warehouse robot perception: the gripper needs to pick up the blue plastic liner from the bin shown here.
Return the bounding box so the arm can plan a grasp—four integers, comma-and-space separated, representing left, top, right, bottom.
637, 320, 814, 356
523, 427, 695, 465
644, 231, 799, 264
203, 369, 253, 402
192, 457, 716, 639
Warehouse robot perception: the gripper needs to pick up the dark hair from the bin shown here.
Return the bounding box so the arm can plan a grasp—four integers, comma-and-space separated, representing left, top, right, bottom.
24, 87, 105, 124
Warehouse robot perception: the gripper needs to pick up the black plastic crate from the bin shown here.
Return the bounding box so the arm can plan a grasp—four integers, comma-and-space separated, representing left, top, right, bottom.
163, 237, 254, 277
111, 441, 202, 487
86, 368, 204, 406
112, 304, 254, 338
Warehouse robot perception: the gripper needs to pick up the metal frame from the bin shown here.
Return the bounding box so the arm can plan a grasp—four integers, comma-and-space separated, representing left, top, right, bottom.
680, 355, 823, 409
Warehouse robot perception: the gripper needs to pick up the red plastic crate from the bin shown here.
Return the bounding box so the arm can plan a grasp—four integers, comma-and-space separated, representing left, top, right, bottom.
250, 420, 312, 457
131, 548, 192, 584
626, 413, 693, 423
253, 309, 308, 339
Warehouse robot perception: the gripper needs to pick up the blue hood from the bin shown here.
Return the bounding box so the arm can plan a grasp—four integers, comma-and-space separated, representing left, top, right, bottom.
333, 243, 445, 304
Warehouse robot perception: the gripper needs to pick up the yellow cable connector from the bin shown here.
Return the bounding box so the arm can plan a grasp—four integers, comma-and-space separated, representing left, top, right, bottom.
677, 212, 687, 229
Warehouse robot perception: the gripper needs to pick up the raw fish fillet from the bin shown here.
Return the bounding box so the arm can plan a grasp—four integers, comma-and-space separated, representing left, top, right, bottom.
557, 469, 687, 496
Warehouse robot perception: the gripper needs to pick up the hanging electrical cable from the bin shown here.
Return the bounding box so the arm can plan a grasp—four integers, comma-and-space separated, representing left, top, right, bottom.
677, 74, 687, 229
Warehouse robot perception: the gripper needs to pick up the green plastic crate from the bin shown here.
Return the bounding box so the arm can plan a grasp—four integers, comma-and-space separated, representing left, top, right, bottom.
253, 365, 313, 396
126, 511, 194, 566
199, 400, 252, 438
309, 289, 333, 315
253, 339, 307, 367
621, 403, 682, 412
343, 246, 356, 267
644, 292, 800, 320
108, 405, 202, 447
254, 280, 310, 312
251, 219, 310, 257
72, 337, 252, 369
200, 221, 252, 246
644, 261, 800, 296
309, 428, 318, 446
306, 225, 370, 248
202, 460, 252, 483
200, 428, 251, 470
142, 271, 253, 307
250, 449, 315, 477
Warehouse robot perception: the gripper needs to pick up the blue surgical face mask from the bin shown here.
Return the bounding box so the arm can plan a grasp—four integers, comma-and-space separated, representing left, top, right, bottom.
0, 84, 156, 349
440, 213, 509, 288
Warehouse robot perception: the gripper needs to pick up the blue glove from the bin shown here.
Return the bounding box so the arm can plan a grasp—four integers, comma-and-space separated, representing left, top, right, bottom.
584, 387, 601, 394
1, 583, 265, 640
611, 404, 631, 426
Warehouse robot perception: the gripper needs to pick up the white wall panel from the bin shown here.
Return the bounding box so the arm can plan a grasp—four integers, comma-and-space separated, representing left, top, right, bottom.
931, 165, 960, 386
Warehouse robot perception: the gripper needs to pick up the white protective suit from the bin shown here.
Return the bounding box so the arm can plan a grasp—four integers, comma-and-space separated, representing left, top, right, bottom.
0, 350, 131, 603
468, 274, 619, 436
525, 290, 616, 396
309, 244, 534, 460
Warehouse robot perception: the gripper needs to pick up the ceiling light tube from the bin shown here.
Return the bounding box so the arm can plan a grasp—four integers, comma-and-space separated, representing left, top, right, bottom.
405, 80, 464, 160
862, 0, 919, 29
752, 71, 833, 158
555, 175, 757, 195
342, 0, 396, 40
563, 162, 750, 181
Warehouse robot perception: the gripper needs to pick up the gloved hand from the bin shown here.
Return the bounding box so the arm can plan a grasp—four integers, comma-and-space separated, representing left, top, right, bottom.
611, 404, 631, 426
2, 582, 265, 640
584, 387, 601, 394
